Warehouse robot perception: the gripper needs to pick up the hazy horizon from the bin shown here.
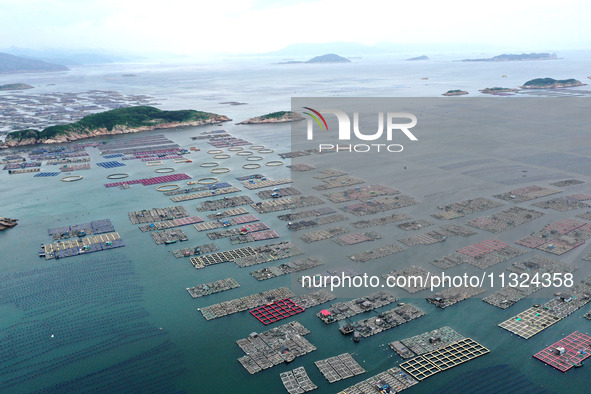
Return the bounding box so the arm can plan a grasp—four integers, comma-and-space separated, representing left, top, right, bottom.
1, 0, 590, 58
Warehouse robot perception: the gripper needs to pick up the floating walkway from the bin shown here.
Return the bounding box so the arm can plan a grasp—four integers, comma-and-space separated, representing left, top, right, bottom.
48, 219, 115, 240
138, 215, 203, 232
42, 232, 124, 259
105, 173, 191, 188
170, 186, 241, 202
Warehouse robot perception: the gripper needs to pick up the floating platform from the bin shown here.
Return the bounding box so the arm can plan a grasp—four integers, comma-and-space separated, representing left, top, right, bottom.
128, 206, 188, 224
242, 178, 292, 190
236, 321, 315, 375
252, 196, 324, 214
149, 228, 188, 245
467, 206, 544, 233
205, 207, 249, 220
170, 186, 241, 202
352, 304, 425, 338
516, 218, 591, 255
189, 246, 256, 269
427, 286, 485, 309
300, 226, 349, 243
400, 224, 476, 247
163, 182, 232, 196
494, 185, 562, 202
499, 306, 561, 339
194, 214, 259, 232
533, 331, 591, 372
277, 207, 336, 221
431, 239, 525, 269
42, 232, 124, 260
104, 173, 191, 188
138, 215, 203, 231
342, 196, 417, 216
8, 168, 40, 174
337, 366, 418, 394
432, 197, 504, 220
60, 163, 90, 172
250, 298, 305, 325
389, 326, 465, 359
314, 353, 365, 383
400, 338, 489, 381
317, 291, 398, 324
250, 257, 323, 281
280, 366, 317, 394
287, 163, 315, 172
534, 194, 591, 211
196, 195, 254, 212
550, 179, 584, 187
287, 214, 349, 231
96, 161, 126, 169
34, 172, 60, 177
230, 229, 280, 244
186, 277, 239, 298
314, 175, 364, 190
172, 243, 217, 258
397, 219, 435, 231
257, 187, 302, 199
351, 213, 411, 229
349, 243, 406, 263
233, 241, 303, 267
324, 185, 399, 203
206, 222, 270, 239
200, 287, 295, 320
48, 218, 115, 240
333, 231, 382, 246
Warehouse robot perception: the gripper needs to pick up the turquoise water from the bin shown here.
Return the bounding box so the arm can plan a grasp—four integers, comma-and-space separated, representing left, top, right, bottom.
1, 55, 591, 393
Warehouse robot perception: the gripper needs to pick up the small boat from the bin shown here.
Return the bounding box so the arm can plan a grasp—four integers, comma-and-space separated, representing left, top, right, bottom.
187, 181, 196, 185
574, 362, 584, 368
164, 239, 177, 244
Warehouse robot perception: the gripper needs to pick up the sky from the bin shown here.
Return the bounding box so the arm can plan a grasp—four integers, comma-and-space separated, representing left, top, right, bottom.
1, 0, 590, 55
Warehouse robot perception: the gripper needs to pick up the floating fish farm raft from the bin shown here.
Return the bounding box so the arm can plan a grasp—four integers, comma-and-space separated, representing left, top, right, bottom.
241, 178, 292, 190
105, 173, 191, 188
483, 255, 576, 309
389, 326, 466, 359
466, 206, 544, 233
251, 196, 325, 214
333, 231, 382, 246
280, 366, 317, 394
48, 218, 115, 240
287, 213, 349, 231
34, 172, 60, 177
494, 185, 562, 202
396, 219, 434, 231
96, 161, 126, 169
250, 257, 323, 281
399, 338, 489, 381
188, 246, 255, 268
499, 306, 562, 339
382, 266, 433, 293
8, 168, 40, 174
205, 207, 249, 219
170, 186, 241, 202
149, 228, 188, 245
314, 353, 365, 383
194, 214, 259, 231
277, 207, 336, 221
314, 175, 364, 190
236, 321, 316, 374
206, 222, 270, 239
257, 187, 302, 199
42, 232, 124, 259
533, 194, 591, 211
430, 239, 526, 269
351, 304, 425, 338
300, 226, 349, 243
200, 287, 295, 320
163, 182, 232, 196
427, 286, 485, 309
350, 213, 411, 229
550, 179, 584, 187
60, 163, 91, 171
399, 224, 476, 247
348, 243, 406, 263
317, 291, 398, 324
342, 196, 418, 216
533, 331, 591, 372
515, 218, 591, 255
138, 215, 203, 231
186, 277, 240, 298
299, 266, 361, 289
172, 243, 217, 258
233, 242, 303, 268
286, 163, 315, 171
337, 367, 418, 394
196, 195, 254, 211
324, 185, 399, 203
432, 197, 504, 220
128, 206, 188, 224
250, 298, 305, 325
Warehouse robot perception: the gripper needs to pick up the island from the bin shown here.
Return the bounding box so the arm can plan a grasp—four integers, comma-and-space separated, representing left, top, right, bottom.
238, 111, 304, 125
521, 78, 584, 89
279, 54, 351, 64
407, 55, 429, 61
0, 217, 18, 231
0, 106, 230, 148
0, 52, 69, 73
442, 90, 469, 96
0, 83, 34, 91
462, 53, 557, 62
479, 87, 519, 94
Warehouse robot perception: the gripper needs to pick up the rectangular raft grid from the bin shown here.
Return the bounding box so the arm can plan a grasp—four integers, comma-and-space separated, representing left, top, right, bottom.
34, 172, 60, 177
400, 338, 489, 381
250, 298, 305, 325
498, 307, 561, 339
42, 232, 124, 260
104, 173, 191, 187
280, 367, 318, 394
337, 367, 418, 394
96, 161, 126, 168
314, 353, 365, 383
533, 331, 591, 372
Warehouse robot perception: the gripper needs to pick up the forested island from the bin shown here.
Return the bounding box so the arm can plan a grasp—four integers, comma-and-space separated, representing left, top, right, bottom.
0, 106, 230, 147
521, 78, 584, 89
238, 111, 304, 124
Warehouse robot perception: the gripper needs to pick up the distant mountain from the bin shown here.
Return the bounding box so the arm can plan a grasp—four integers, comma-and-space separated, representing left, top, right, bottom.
462, 53, 557, 62
0, 83, 33, 91
407, 55, 429, 61
0, 53, 68, 73
279, 54, 351, 64
3, 47, 132, 65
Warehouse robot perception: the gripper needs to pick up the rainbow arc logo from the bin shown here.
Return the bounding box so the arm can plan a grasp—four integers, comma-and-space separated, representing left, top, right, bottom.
302, 107, 328, 131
